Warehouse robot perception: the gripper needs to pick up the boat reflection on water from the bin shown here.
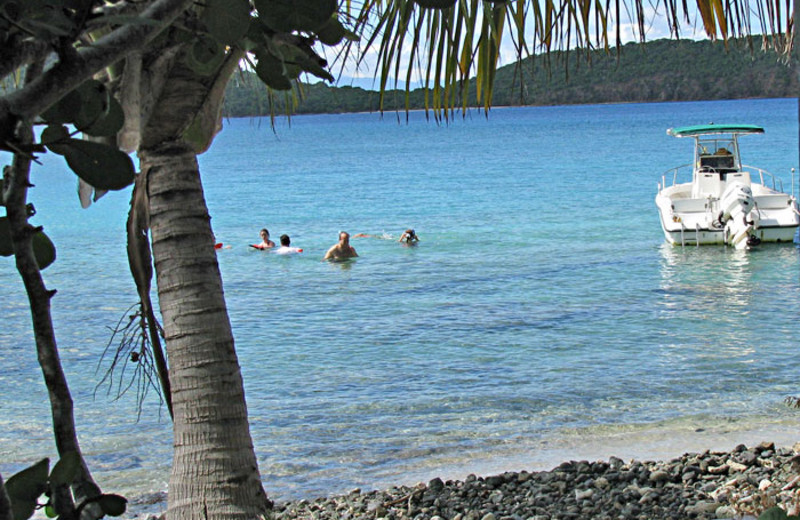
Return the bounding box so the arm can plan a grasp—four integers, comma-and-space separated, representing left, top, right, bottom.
656, 243, 800, 359
658, 244, 766, 365
658, 243, 754, 312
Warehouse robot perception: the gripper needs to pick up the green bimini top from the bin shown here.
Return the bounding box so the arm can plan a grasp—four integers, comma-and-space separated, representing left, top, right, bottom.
667, 124, 765, 137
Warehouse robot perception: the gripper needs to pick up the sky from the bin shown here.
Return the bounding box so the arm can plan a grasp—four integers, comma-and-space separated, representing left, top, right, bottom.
319, 0, 714, 91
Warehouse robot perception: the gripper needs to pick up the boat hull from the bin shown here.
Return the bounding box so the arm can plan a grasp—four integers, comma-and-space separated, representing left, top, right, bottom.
659, 225, 798, 246
656, 188, 800, 247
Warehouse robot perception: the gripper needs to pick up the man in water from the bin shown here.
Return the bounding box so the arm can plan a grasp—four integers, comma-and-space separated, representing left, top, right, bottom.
275, 234, 303, 254
251, 228, 275, 250
323, 231, 358, 260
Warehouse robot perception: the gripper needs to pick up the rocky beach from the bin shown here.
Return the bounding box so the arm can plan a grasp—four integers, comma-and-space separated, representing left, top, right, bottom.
266, 442, 799, 520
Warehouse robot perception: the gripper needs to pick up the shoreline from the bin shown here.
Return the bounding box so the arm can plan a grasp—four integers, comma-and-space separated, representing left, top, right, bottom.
271, 440, 798, 520
325, 416, 800, 503
127, 421, 800, 519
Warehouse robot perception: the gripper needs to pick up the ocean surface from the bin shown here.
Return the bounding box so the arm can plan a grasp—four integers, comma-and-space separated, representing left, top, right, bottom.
2, 98, 800, 510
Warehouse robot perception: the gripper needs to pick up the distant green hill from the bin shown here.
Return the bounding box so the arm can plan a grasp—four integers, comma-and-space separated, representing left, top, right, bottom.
222, 38, 797, 117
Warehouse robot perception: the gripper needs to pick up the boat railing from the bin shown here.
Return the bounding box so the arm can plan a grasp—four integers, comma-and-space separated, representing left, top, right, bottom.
660, 163, 787, 194
660, 164, 693, 192
741, 164, 784, 192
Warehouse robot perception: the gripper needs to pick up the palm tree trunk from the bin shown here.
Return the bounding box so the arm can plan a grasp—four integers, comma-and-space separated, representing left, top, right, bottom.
139, 141, 269, 520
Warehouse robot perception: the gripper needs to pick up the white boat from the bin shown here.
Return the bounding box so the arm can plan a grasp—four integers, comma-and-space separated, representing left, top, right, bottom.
656, 123, 800, 249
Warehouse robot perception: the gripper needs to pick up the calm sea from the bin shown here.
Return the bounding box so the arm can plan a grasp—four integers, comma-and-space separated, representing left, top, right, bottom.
2, 99, 799, 509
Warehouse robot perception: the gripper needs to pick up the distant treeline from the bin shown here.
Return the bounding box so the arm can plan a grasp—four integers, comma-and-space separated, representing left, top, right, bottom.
224, 38, 797, 117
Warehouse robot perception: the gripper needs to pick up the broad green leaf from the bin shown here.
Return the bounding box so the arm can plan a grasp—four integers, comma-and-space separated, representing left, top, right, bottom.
42, 80, 110, 132
6, 458, 49, 520
256, 0, 337, 32
202, 0, 251, 45
0, 216, 12, 256
41, 88, 82, 124
50, 452, 80, 487
255, 54, 291, 90
283, 61, 302, 80
9, 496, 36, 520
32, 230, 56, 270
185, 36, 225, 76
80, 95, 124, 137
73, 81, 110, 132
98, 494, 128, 517
40, 124, 71, 151
280, 44, 334, 82
315, 16, 347, 46
61, 139, 135, 190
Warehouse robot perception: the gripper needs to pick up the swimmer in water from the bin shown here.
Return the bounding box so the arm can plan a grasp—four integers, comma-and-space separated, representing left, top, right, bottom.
398, 229, 419, 245
251, 228, 275, 250
323, 231, 358, 260
275, 234, 303, 254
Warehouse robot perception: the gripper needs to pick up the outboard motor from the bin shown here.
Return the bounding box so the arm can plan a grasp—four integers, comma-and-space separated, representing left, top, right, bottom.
717, 182, 757, 249
718, 182, 754, 222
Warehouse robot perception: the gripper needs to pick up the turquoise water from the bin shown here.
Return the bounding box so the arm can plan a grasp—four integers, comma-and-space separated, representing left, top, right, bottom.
2, 98, 799, 505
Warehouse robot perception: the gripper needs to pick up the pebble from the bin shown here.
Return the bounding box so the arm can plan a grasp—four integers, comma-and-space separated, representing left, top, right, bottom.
271, 443, 800, 520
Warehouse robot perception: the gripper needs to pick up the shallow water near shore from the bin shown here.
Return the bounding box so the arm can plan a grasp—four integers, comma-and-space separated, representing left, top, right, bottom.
1, 98, 799, 508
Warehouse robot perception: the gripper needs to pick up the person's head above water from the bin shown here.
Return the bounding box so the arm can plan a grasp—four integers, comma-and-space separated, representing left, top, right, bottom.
399, 229, 419, 243
323, 231, 358, 260
280, 234, 291, 246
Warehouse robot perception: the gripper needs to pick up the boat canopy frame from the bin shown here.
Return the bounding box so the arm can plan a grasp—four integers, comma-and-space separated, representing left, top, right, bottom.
667, 124, 765, 138
667, 124, 766, 177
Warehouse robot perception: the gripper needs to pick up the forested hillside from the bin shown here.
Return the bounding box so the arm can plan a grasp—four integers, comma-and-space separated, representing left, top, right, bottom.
223, 38, 796, 117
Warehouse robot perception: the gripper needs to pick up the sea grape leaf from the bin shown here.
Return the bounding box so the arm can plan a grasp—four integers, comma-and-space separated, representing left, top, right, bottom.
0, 216, 12, 256
280, 44, 333, 82
98, 494, 128, 516
49, 451, 80, 487
256, 0, 336, 32
42, 80, 100, 126
255, 53, 291, 90
201, 0, 251, 45
315, 16, 347, 46
185, 36, 225, 76
73, 81, 111, 132
6, 458, 49, 520
61, 139, 135, 190
40, 124, 71, 154
80, 95, 124, 137
41, 88, 83, 124
32, 230, 56, 269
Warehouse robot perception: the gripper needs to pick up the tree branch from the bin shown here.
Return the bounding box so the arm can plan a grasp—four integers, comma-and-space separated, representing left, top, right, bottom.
0, 37, 52, 82
3, 0, 195, 122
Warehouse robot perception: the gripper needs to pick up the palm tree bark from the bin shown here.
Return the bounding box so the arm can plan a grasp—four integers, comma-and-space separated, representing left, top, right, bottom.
139, 142, 269, 520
